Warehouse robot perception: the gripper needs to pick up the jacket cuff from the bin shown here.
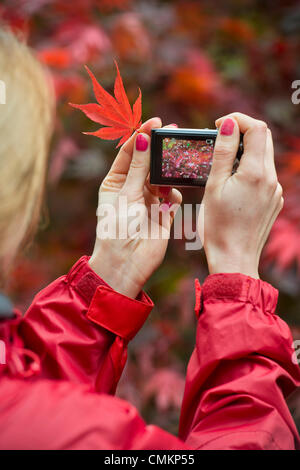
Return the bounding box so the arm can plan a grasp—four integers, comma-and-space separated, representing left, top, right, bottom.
86, 286, 153, 341
195, 273, 278, 316
193, 273, 294, 369
67, 256, 154, 340
66, 256, 110, 305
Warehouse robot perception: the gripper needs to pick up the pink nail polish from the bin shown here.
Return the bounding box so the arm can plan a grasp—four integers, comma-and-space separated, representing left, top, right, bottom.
159, 186, 171, 197
220, 118, 235, 136
160, 200, 172, 211
170, 123, 178, 127
136, 134, 148, 151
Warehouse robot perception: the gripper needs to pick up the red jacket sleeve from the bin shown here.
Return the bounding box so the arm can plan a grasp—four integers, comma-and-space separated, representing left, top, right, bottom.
19, 256, 153, 394
178, 273, 300, 450
2, 272, 299, 450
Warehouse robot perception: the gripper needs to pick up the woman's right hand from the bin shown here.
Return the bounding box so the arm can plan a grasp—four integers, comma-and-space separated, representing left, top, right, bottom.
89, 118, 182, 299
199, 112, 283, 279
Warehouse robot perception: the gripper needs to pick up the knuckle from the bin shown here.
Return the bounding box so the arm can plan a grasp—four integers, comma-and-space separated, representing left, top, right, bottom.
130, 154, 149, 171
275, 182, 283, 198
266, 176, 278, 191
99, 180, 106, 192
276, 196, 284, 213
220, 111, 239, 120
205, 178, 217, 192
253, 120, 268, 132
130, 160, 144, 170
130, 158, 149, 173
229, 111, 243, 119
213, 143, 233, 159
100, 175, 118, 192
247, 168, 264, 184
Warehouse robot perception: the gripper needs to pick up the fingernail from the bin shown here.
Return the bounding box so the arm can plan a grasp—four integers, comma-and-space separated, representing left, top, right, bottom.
160, 201, 172, 212
220, 118, 235, 136
170, 123, 178, 127
159, 186, 171, 196
136, 134, 148, 151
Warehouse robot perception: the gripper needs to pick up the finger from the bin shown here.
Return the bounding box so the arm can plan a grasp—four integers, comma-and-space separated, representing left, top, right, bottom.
103, 118, 176, 194
216, 112, 268, 175
124, 127, 178, 197
208, 117, 240, 183
122, 132, 151, 195
165, 188, 182, 206
109, 117, 162, 177
259, 190, 284, 254
160, 188, 182, 228
216, 112, 266, 132
264, 128, 277, 181
144, 180, 175, 205
119, 122, 176, 182
145, 181, 170, 200
101, 117, 161, 193
237, 127, 267, 177
144, 123, 178, 199
144, 183, 159, 208
143, 182, 181, 208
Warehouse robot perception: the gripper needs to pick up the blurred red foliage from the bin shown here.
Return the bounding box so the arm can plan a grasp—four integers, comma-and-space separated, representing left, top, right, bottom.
167, 51, 222, 107
111, 13, 151, 62
143, 368, 185, 412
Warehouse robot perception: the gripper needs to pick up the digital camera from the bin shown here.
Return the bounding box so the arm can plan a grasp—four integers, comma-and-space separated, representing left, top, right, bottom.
150, 128, 243, 187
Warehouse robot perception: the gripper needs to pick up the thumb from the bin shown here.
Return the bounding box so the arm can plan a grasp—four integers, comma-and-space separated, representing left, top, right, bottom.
122, 132, 150, 196
209, 117, 240, 184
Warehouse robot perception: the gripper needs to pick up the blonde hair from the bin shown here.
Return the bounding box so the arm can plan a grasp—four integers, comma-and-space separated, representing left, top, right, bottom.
0, 28, 54, 281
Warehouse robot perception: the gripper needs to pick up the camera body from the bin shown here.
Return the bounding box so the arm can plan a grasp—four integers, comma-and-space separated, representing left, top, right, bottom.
150, 128, 243, 187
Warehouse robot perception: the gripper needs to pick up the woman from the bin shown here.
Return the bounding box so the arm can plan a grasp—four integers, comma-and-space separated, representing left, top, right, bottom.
0, 29, 299, 450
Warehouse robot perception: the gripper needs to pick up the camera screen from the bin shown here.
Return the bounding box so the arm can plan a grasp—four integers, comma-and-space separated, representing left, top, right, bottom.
162, 138, 214, 180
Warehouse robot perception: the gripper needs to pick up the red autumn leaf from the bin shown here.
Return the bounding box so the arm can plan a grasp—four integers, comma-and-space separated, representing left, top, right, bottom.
70, 61, 142, 148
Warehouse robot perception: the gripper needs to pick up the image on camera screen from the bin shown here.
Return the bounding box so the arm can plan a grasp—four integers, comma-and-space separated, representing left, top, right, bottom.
162, 138, 214, 180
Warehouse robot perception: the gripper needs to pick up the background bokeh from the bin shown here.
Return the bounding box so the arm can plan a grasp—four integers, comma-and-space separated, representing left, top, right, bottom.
1, 0, 300, 436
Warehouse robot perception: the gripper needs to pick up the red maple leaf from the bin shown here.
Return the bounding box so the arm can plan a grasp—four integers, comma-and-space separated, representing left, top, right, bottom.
70, 61, 142, 147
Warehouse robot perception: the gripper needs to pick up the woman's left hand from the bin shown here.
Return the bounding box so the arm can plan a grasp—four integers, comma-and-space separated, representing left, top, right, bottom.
89, 117, 182, 299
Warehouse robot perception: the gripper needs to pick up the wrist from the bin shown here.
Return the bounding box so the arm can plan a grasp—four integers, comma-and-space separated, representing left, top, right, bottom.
88, 253, 144, 299
206, 248, 260, 279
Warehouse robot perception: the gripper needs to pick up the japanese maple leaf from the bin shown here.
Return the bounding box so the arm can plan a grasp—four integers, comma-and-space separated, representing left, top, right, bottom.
70, 61, 142, 147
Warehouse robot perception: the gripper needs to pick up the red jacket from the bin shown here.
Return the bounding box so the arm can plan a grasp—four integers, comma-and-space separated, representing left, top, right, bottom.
0, 256, 299, 450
